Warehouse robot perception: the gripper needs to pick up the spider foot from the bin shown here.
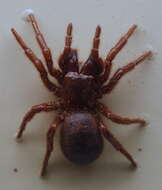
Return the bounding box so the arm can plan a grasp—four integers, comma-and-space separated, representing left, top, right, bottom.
14, 133, 23, 143
40, 164, 48, 177
131, 160, 137, 168
139, 113, 150, 127
139, 121, 148, 127
129, 161, 138, 170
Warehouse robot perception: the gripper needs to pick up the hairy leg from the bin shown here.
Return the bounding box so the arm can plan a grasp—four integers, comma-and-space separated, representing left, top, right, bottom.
26, 14, 62, 81
41, 117, 62, 176
58, 24, 79, 74
99, 120, 137, 167
102, 51, 152, 94
81, 26, 104, 76
100, 25, 137, 83
16, 102, 60, 139
98, 102, 146, 125
11, 28, 61, 96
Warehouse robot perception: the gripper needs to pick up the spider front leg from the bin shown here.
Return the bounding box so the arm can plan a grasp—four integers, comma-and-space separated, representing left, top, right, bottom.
41, 117, 62, 177
98, 102, 146, 125
102, 51, 152, 94
90, 25, 101, 57
11, 28, 61, 96
64, 23, 73, 52
27, 14, 62, 81
16, 102, 60, 139
99, 120, 137, 167
100, 25, 137, 83
81, 26, 104, 76
58, 24, 79, 74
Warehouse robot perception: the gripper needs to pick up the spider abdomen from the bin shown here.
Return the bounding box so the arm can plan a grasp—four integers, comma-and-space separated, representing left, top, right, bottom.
60, 112, 103, 164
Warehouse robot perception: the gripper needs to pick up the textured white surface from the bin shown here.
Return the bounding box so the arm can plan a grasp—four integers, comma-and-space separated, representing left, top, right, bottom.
0, 0, 161, 189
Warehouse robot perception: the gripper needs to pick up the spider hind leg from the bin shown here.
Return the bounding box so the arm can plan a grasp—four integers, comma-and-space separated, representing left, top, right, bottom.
16, 102, 59, 139
41, 117, 62, 177
99, 120, 137, 167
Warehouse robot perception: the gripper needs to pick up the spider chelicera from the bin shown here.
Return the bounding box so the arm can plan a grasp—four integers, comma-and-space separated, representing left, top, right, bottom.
11, 13, 152, 177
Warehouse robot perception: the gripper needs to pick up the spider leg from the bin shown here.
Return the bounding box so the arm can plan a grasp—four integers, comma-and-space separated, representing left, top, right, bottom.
81, 26, 104, 76
102, 51, 152, 94
64, 23, 73, 53
11, 28, 61, 96
98, 102, 146, 125
41, 117, 62, 177
91, 25, 101, 57
27, 14, 62, 81
99, 120, 137, 167
100, 25, 137, 83
58, 24, 79, 74
16, 102, 60, 139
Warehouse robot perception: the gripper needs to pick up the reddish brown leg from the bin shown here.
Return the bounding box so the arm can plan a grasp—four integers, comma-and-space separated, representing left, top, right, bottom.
11, 28, 61, 96
59, 24, 79, 74
81, 26, 103, 76
64, 23, 73, 53
100, 25, 137, 83
28, 14, 62, 81
91, 25, 101, 57
98, 102, 146, 125
102, 51, 152, 94
99, 120, 137, 167
16, 102, 60, 139
41, 117, 62, 177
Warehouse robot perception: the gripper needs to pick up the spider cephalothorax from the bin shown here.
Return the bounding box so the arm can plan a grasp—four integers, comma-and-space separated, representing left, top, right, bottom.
12, 12, 152, 177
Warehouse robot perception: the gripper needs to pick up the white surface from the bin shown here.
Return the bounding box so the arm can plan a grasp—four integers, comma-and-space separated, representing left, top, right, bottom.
0, 0, 162, 189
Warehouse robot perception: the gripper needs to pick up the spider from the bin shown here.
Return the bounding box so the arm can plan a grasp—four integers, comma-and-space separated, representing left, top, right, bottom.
11, 12, 152, 177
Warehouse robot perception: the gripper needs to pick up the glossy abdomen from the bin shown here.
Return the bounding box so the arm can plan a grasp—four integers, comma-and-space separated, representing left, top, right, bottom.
60, 112, 103, 164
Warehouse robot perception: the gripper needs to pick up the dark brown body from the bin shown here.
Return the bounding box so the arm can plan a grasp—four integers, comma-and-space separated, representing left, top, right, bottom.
61, 112, 103, 164
12, 14, 151, 176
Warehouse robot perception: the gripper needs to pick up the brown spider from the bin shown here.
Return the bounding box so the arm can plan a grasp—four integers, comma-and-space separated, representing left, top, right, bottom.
11, 13, 152, 177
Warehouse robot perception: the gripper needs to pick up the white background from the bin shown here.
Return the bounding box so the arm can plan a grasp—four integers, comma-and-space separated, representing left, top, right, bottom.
0, 0, 161, 189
